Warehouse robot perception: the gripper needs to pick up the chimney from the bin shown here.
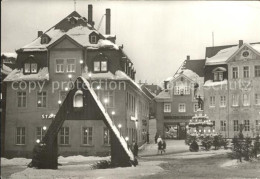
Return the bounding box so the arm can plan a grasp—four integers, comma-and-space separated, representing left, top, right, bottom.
239, 40, 243, 48
187, 55, 190, 60
38, 31, 43, 37
106, 8, 111, 35
164, 81, 169, 89
88, 4, 94, 27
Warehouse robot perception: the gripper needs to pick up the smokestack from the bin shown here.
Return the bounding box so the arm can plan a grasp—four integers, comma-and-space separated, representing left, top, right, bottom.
88, 4, 94, 27
187, 55, 190, 60
106, 8, 111, 35
38, 31, 43, 37
239, 40, 243, 48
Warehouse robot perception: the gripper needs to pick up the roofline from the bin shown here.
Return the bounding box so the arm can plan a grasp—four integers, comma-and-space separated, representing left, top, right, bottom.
47, 34, 84, 49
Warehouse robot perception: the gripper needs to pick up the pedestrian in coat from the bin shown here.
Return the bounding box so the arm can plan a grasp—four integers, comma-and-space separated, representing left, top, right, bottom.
157, 140, 163, 154
162, 140, 166, 153
133, 142, 139, 157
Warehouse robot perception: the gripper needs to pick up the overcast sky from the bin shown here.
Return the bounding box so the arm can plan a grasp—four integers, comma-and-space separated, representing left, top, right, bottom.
2, 0, 260, 85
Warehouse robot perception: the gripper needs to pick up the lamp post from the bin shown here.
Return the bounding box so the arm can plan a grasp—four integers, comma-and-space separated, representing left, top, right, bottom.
118, 124, 122, 136
104, 98, 108, 113
111, 111, 115, 124
125, 136, 129, 148
58, 100, 62, 107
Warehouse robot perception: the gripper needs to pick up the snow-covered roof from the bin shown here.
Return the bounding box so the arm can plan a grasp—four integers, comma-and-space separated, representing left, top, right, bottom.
1, 52, 17, 58
206, 46, 238, 65
21, 13, 119, 51
155, 90, 171, 99
203, 79, 227, 87
1, 64, 13, 75
250, 44, 260, 54
4, 67, 49, 82
80, 77, 135, 161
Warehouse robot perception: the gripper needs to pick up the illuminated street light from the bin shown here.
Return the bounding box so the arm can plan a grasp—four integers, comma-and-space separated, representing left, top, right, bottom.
58, 100, 62, 105
68, 74, 72, 79
79, 59, 84, 64
125, 136, 129, 141
36, 139, 40, 143
43, 126, 47, 131
65, 87, 69, 91
96, 86, 101, 90
38, 100, 41, 104
118, 123, 122, 136
111, 111, 115, 124
88, 72, 92, 78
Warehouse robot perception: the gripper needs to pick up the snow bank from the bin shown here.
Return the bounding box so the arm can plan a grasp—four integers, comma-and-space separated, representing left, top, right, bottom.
4, 67, 49, 82
1, 157, 31, 166
10, 161, 165, 179
206, 46, 238, 65
155, 90, 171, 99
58, 155, 110, 164
203, 79, 227, 87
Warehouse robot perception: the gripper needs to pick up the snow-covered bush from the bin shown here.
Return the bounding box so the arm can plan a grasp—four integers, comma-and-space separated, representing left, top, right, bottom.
190, 140, 199, 152
201, 136, 212, 151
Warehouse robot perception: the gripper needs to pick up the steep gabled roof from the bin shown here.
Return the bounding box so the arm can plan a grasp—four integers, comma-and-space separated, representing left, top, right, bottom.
182, 59, 205, 77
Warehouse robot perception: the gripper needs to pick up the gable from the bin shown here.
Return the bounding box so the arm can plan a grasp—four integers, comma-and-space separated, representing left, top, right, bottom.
227, 44, 260, 63
48, 35, 83, 49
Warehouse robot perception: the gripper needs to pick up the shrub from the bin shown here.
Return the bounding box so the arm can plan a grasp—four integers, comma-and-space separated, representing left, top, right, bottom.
201, 136, 212, 151
91, 160, 113, 169
185, 134, 197, 146
243, 137, 253, 161
252, 135, 260, 158
221, 138, 229, 150
212, 135, 221, 150
190, 140, 199, 152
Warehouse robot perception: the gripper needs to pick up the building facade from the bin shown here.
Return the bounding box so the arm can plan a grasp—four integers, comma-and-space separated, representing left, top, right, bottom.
3, 6, 150, 158
155, 57, 205, 139
203, 41, 260, 138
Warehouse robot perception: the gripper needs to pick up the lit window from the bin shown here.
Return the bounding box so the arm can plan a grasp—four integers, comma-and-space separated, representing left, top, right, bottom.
56, 59, 64, 73
17, 92, 26, 107
255, 65, 260, 77
233, 120, 239, 132
101, 61, 107, 71
243, 66, 249, 78
244, 120, 250, 131
36, 127, 46, 141
232, 67, 238, 79
210, 96, 215, 107
220, 121, 226, 131
37, 91, 47, 107
16, 127, 25, 145
94, 61, 100, 72
220, 96, 226, 107
242, 93, 250, 106
24, 63, 31, 73
90, 36, 97, 44
178, 103, 186, 113
67, 59, 75, 72
82, 127, 93, 145
255, 94, 260, 105
232, 94, 239, 106
103, 127, 110, 145
164, 103, 171, 113
73, 90, 83, 108
60, 127, 69, 145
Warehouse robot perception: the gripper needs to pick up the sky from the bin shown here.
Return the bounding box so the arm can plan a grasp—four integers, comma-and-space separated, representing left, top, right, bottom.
2, 0, 260, 85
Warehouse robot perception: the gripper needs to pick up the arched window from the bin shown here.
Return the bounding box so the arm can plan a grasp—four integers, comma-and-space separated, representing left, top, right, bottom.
73, 90, 83, 108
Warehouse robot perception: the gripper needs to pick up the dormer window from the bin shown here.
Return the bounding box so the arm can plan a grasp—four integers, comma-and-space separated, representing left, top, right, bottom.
24, 56, 38, 74
90, 35, 97, 44
41, 34, 50, 44
73, 90, 83, 108
94, 61, 107, 72
212, 67, 226, 81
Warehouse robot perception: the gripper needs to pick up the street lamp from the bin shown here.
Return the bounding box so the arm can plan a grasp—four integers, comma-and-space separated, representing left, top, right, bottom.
68, 74, 72, 80
125, 136, 129, 149
88, 72, 92, 87
79, 59, 84, 64
111, 111, 115, 124
118, 124, 122, 136
36, 139, 40, 143
104, 98, 108, 112
43, 126, 47, 131
58, 100, 62, 107
65, 87, 69, 91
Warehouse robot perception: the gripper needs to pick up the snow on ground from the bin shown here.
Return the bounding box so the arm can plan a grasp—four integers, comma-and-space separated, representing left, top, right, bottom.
10, 161, 165, 179
59, 155, 110, 164
220, 159, 241, 168
1, 158, 31, 166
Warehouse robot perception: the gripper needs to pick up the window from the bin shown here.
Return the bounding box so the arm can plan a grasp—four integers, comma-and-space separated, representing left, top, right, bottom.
184, 86, 190, 95
37, 91, 47, 107
255, 94, 260, 105
60, 127, 69, 145
164, 103, 171, 113
232, 67, 238, 79
179, 103, 186, 112
194, 103, 198, 112
73, 90, 83, 108
41, 36, 49, 44
174, 86, 180, 95
243, 66, 249, 78
220, 121, 226, 131
214, 72, 224, 81
242, 93, 250, 106
93, 61, 108, 72
232, 94, 239, 106
210, 96, 215, 107
24, 63, 37, 74
103, 127, 110, 145
104, 91, 114, 108
36, 127, 46, 141
82, 127, 93, 145
16, 127, 25, 145
90, 36, 97, 44
255, 65, 260, 77
220, 96, 226, 107
67, 59, 75, 72
56, 59, 64, 73
24, 63, 31, 73
256, 120, 260, 131
17, 92, 26, 107
174, 86, 190, 95
244, 120, 250, 131
234, 120, 239, 131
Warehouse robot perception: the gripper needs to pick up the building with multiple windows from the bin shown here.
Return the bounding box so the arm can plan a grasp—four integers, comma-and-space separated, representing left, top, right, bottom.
203, 40, 260, 138
155, 57, 205, 139
3, 6, 150, 157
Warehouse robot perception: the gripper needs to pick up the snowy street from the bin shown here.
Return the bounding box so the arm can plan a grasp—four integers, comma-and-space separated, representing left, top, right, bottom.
2, 140, 260, 179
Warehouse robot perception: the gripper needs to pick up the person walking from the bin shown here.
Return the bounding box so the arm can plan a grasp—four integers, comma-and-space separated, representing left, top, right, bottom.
162, 140, 166, 153
157, 140, 163, 154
